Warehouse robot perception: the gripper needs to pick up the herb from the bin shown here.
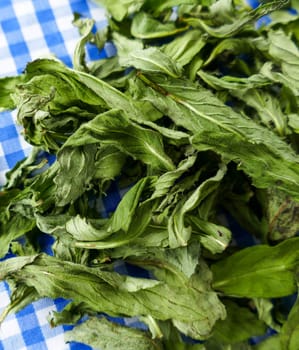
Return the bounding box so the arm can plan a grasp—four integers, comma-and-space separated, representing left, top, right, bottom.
1, 0, 299, 349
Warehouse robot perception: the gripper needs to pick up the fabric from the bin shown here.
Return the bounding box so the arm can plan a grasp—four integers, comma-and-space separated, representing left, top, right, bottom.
0, 1, 112, 349
0, 0, 111, 186
0, 0, 266, 349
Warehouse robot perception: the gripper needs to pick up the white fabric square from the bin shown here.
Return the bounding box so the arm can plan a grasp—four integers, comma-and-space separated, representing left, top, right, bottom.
20, 23, 45, 43
12, 0, 35, 18
34, 302, 57, 326
44, 335, 69, 350
0, 170, 8, 186
0, 316, 22, 339
0, 289, 10, 310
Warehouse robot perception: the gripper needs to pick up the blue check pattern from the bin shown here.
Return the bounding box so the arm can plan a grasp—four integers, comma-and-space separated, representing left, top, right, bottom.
0, 0, 111, 187
0, 0, 269, 349
0, 1, 118, 349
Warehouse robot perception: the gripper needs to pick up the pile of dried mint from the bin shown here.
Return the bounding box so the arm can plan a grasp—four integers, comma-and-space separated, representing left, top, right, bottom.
1, 0, 299, 349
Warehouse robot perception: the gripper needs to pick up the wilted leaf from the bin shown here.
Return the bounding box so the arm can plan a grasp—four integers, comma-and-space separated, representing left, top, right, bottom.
212, 237, 299, 298
65, 317, 163, 350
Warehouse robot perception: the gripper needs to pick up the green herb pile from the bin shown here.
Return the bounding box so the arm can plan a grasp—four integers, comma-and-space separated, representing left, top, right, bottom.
1, 0, 299, 348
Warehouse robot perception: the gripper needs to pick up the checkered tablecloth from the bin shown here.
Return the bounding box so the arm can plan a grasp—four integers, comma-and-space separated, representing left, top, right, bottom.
0, 0, 273, 349
0, 1, 113, 349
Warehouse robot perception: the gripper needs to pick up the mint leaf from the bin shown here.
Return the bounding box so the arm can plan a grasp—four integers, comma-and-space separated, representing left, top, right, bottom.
212, 237, 299, 297
65, 317, 163, 350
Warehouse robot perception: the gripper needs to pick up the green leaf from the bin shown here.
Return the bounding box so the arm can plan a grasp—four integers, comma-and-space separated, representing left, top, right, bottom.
253, 298, 281, 332
93, 0, 145, 21
0, 284, 39, 323
54, 145, 97, 206
144, 0, 198, 15
68, 175, 159, 249
197, 70, 271, 91
279, 272, 299, 350
131, 12, 189, 39
288, 113, 299, 133
74, 199, 158, 249
64, 109, 175, 172
109, 177, 155, 233
232, 89, 288, 136
122, 47, 183, 78
193, 128, 299, 200
11, 68, 105, 150
113, 32, 183, 77
28, 160, 59, 212
265, 188, 299, 241
108, 227, 169, 257
168, 164, 226, 248
203, 38, 257, 67
0, 182, 39, 258
261, 62, 299, 97
171, 259, 226, 339
137, 73, 299, 200
263, 30, 299, 96
65, 317, 163, 350
0, 255, 37, 278
254, 336, 282, 350
0, 254, 225, 339
22, 58, 163, 126
0, 75, 25, 111
269, 29, 299, 66
150, 154, 197, 200
22, 59, 132, 118
138, 242, 201, 282
0, 213, 36, 258
211, 237, 299, 298
72, 15, 95, 72
112, 31, 144, 56
184, 0, 289, 38
160, 321, 206, 350
94, 145, 126, 182
205, 338, 253, 350
2, 1, 299, 347
65, 216, 110, 241
122, 245, 226, 339
49, 301, 94, 327
3, 147, 43, 190
188, 216, 231, 254
212, 300, 267, 344
162, 30, 206, 67
267, 5, 299, 27
89, 56, 125, 80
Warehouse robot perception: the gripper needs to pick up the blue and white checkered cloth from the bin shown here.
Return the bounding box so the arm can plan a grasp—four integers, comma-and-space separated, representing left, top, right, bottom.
0, 0, 274, 349
0, 1, 117, 349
